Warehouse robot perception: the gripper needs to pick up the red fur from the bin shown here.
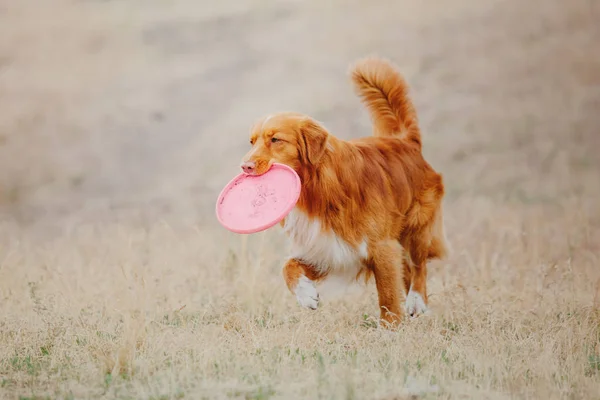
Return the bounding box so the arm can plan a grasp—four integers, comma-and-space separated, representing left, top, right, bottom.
241, 57, 448, 326
350, 57, 421, 145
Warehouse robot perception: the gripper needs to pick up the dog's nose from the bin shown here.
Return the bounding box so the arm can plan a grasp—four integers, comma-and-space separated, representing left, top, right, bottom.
241, 161, 255, 174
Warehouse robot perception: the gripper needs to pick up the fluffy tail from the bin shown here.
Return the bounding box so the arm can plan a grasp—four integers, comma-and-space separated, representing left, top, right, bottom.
350, 57, 421, 146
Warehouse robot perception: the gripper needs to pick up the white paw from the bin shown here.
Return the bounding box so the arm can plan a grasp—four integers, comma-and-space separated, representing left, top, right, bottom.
295, 276, 319, 310
405, 289, 428, 317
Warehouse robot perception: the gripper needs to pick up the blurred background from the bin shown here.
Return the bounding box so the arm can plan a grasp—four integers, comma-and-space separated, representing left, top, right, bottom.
0, 0, 598, 231
1, 2, 599, 397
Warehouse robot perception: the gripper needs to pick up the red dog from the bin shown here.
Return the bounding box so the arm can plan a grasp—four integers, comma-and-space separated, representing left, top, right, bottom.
240, 57, 448, 326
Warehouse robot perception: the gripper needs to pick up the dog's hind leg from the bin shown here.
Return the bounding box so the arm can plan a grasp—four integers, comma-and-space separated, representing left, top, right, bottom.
403, 227, 433, 317
368, 240, 405, 327
403, 193, 447, 317
427, 203, 450, 260
401, 253, 413, 295
404, 204, 450, 316
404, 254, 429, 317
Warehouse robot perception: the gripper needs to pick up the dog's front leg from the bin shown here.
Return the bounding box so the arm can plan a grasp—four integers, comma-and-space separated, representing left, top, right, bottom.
282, 259, 323, 310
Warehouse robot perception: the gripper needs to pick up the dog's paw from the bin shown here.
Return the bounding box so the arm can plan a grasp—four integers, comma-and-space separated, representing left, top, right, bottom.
405, 290, 428, 317
295, 276, 319, 310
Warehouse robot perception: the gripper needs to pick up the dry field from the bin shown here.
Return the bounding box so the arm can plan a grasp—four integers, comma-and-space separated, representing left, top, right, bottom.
1, 0, 600, 399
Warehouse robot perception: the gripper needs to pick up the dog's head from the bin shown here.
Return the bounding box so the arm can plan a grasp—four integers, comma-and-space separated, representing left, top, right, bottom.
240, 112, 329, 176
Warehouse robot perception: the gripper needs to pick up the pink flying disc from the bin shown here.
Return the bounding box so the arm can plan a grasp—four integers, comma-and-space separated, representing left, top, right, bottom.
216, 163, 301, 234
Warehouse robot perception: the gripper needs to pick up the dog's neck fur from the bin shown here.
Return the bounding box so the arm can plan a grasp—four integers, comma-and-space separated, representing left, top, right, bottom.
294, 136, 368, 246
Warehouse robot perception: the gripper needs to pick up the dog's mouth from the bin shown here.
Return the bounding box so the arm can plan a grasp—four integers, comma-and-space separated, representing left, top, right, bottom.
252, 165, 272, 176
240, 159, 273, 176
244, 170, 264, 176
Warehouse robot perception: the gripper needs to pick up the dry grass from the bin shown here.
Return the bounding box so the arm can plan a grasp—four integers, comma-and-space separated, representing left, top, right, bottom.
1, 0, 600, 399
1, 205, 599, 399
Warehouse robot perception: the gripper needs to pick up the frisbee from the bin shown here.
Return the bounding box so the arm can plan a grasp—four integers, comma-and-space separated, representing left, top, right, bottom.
216, 163, 301, 234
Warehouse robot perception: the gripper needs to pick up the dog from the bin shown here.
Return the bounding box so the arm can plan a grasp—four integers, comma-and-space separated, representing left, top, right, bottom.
240, 57, 448, 326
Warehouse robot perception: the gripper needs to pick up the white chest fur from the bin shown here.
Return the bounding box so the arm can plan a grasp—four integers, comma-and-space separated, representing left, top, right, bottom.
282, 208, 368, 273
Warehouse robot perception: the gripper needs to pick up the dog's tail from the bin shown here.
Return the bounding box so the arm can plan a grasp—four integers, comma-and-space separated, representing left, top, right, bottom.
350, 57, 420, 146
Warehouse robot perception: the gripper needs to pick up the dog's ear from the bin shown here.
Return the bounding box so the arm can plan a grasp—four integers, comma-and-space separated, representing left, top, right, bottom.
299, 118, 328, 165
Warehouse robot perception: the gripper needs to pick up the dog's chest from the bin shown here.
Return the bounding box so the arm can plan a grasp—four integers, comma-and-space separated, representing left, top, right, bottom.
282, 208, 367, 271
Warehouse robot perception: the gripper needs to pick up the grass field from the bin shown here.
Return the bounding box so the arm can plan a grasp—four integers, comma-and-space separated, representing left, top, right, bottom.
1, 0, 599, 398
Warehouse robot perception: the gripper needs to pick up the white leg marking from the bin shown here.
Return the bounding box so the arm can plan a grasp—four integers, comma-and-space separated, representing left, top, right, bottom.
295, 275, 319, 310
405, 286, 428, 317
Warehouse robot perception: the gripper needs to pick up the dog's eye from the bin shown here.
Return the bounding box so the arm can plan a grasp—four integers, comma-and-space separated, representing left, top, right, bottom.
249, 139, 255, 145
271, 137, 280, 143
